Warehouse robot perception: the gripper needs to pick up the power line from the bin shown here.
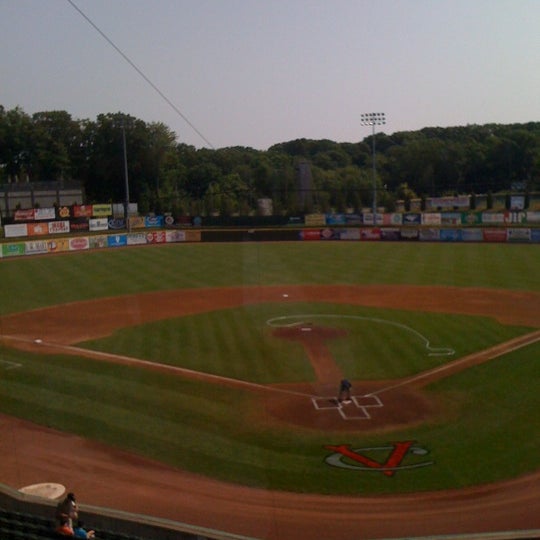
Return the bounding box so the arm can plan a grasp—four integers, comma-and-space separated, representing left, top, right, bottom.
66, 0, 215, 149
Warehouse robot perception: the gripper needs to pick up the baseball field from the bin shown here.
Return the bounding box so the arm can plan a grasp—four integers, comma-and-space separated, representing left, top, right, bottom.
0, 241, 539, 539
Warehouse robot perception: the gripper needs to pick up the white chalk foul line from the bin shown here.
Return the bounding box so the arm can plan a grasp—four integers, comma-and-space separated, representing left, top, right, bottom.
367, 330, 540, 397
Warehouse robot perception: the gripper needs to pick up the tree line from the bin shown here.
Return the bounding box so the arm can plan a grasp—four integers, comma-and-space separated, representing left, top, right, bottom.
1, 105, 539, 215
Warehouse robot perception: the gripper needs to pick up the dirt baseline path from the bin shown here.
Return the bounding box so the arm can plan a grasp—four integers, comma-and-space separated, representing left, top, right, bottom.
1, 285, 540, 539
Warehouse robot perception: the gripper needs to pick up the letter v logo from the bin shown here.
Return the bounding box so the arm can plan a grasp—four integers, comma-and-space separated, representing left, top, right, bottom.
324, 441, 432, 476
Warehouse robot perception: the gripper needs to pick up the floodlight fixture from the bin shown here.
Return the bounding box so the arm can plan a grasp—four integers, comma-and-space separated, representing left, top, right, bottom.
361, 112, 386, 220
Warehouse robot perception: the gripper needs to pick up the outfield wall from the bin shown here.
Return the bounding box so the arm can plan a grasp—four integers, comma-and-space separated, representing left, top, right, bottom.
1, 224, 539, 258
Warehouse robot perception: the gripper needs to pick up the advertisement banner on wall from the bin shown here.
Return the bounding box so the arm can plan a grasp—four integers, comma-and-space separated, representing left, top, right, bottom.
129, 216, 146, 229
146, 231, 166, 243
34, 207, 56, 220
89, 218, 109, 231
526, 211, 540, 223
440, 229, 462, 242
57, 206, 72, 219
70, 218, 89, 232
506, 228, 531, 242
461, 228, 484, 242
127, 232, 147, 245
400, 228, 419, 240
531, 229, 540, 243
73, 205, 93, 218
25, 240, 48, 255
1, 243, 25, 257
381, 228, 401, 241
461, 212, 482, 225
27, 222, 49, 236
402, 213, 421, 225
338, 229, 361, 240
325, 214, 346, 225
421, 213, 441, 225
92, 204, 112, 217
483, 228, 507, 242
69, 237, 90, 251
384, 213, 403, 225
47, 238, 70, 253
89, 235, 108, 249
14, 209, 35, 222
482, 212, 506, 224
145, 216, 164, 228
184, 230, 202, 242
360, 228, 381, 240
165, 230, 187, 243
4, 223, 29, 238
48, 221, 70, 235
440, 212, 461, 225
305, 214, 326, 226
419, 228, 440, 241
107, 234, 128, 248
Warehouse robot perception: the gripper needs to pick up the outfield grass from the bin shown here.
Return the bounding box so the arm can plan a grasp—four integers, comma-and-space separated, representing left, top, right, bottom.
0, 242, 539, 494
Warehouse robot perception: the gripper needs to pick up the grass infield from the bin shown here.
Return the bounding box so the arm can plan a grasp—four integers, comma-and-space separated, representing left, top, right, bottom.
0, 242, 539, 494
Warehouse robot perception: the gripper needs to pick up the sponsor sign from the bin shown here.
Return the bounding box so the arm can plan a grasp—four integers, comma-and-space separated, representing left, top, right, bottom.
325, 214, 346, 225
421, 213, 441, 225
362, 213, 383, 226
305, 213, 326, 226
360, 228, 381, 240
27, 222, 49, 236
24, 240, 48, 255
108, 218, 126, 230
440, 212, 461, 225
72, 205, 93, 218
440, 229, 462, 242
1, 243, 25, 257
419, 228, 440, 241
531, 229, 540, 243
482, 212, 506, 224
4, 223, 29, 238
48, 221, 70, 235
184, 230, 202, 242
69, 237, 90, 251
129, 216, 146, 229
300, 229, 321, 241
526, 211, 540, 223
34, 207, 56, 220
461, 212, 481, 225
47, 239, 70, 253
92, 204, 112, 217
507, 228, 531, 242
146, 231, 166, 244
88, 235, 108, 249
145, 215, 164, 228
89, 218, 109, 231
380, 228, 401, 241
337, 228, 361, 240
483, 228, 507, 242
510, 195, 525, 211
402, 213, 421, 225
400, 228, 419, 240
344, 214, 363, 225
165, 230, 187, 243
127, 232, 148, 245
70, 218, 89, 232
107, 234, 128, 248
14, 209, 35, 221
57, 206, 72, 219
461, 228, 483, 242
384, 213, 403, 225
427, 195, 469, 209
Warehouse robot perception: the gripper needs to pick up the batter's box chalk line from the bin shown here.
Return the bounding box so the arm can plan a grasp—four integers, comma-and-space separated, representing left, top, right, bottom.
312, 394, 383, 420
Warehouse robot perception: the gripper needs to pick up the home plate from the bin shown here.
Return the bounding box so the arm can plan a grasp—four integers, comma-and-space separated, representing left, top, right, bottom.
34, 339, 43, 344
301, 327, 312, 332
19, 483, 66, 500
282, 294, 289, 298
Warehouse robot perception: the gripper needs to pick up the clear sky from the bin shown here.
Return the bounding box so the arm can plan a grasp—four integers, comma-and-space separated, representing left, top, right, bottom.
1, 0, 539, 150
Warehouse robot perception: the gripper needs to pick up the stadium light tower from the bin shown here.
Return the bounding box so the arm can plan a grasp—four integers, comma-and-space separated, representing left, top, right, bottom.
113, 117, 132, 229
360, 112, 386, 222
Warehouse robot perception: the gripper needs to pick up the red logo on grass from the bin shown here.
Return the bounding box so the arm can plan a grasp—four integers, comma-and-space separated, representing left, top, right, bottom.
324, 441, 433, 476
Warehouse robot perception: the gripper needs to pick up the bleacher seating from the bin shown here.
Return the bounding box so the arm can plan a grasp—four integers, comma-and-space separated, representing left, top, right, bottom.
0, 508, 150, 540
